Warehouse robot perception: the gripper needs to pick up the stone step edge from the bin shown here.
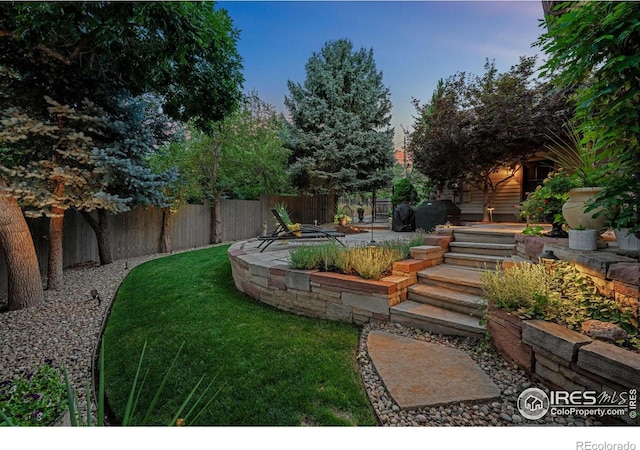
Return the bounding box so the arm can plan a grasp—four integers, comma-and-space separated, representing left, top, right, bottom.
391, 301, 486, 335
418, 265, 484, 288
449, 242, 516, 250
408, 284, 486, 316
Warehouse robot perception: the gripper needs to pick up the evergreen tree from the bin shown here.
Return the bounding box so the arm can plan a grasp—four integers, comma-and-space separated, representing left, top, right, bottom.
83, 96, 178, 264
284, 39, 395, 215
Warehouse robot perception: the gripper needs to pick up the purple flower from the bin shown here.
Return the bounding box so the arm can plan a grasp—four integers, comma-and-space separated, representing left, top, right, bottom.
32, 408, 43, 421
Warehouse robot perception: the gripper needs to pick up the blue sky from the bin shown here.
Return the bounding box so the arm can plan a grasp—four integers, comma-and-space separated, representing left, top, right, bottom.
217, 1, 547, 148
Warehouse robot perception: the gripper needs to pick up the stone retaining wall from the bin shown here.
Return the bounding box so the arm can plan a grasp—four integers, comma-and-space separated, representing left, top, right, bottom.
228, 236, 451, 326
490, 316, 639, 424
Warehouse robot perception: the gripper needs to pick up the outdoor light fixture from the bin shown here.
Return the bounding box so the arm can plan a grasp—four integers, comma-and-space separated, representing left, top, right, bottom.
90, 289, 101, 305
539, 250, 558, 260
369, 216, 376, 245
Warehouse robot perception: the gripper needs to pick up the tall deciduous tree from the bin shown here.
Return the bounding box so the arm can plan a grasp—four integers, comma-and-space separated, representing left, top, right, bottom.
409, 57, 571, 221
283, 39, 395, 216
150, 92, 290, 243
0, 2, 242, 307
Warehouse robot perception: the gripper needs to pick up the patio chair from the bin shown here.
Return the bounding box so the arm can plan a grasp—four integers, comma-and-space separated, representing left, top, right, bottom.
256, 209, 345, 252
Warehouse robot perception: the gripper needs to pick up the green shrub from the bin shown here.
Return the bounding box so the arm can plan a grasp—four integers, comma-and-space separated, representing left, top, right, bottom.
0, 362, 68, 426
288, 242, 341, 272
391, 178, 419, 205
334, 245, 405, 280
288, 236, 425, 280
481, 261, 638, 350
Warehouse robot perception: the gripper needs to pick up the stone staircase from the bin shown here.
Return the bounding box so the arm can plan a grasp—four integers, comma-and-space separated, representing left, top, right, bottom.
390, 228, 519, 339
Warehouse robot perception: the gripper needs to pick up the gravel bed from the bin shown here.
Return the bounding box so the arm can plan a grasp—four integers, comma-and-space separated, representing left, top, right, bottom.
358, 322, 602, 427
0, 247, 602, 426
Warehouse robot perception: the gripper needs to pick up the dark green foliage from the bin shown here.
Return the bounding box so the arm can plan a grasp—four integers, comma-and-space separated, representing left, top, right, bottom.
391, 178, 419, 205
284, 39, 395, 196
102, 246, 376, 425
537, 2, 640, 234
91, 96, 177, 209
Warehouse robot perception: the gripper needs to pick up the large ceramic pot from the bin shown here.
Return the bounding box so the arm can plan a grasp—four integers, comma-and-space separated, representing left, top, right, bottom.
562, 187, 608, 231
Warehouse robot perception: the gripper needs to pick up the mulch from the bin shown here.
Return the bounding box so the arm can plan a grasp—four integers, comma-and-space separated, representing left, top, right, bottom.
335, 225, 368, 234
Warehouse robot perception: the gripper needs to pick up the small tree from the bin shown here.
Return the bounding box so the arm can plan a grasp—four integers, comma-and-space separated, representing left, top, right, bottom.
391, 178, 419, 206
150, 93, 290, 243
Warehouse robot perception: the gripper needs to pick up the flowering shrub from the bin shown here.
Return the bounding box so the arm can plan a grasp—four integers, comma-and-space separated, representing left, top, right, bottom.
0, 361, 67, 426
516, 170, 579, 224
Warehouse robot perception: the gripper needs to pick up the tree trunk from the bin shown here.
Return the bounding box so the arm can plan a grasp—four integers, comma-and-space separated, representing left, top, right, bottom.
160, 207, 172, 253
210, 134, 222, 244
47, 207, 65, 290
211, 193, 222, 244
47, 181, 65, 290
80, 209, 113, 265
482, 178, 491, 223
0, 185, 44, 311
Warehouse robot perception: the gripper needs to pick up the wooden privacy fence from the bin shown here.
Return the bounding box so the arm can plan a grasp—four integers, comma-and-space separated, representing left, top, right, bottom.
0, 194, 328, 298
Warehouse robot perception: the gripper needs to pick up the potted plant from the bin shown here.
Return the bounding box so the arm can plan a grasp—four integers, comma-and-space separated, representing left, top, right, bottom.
333, 203, 352, 227
546, 122, 610, 231
567, 225, 598, 251
516, 170, 579, 238
592, 165, 640, 250
356, 205, 365, 222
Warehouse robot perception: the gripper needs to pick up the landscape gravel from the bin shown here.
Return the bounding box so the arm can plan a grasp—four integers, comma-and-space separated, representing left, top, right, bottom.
358, 322, 602, 427
0, 246, 602, 426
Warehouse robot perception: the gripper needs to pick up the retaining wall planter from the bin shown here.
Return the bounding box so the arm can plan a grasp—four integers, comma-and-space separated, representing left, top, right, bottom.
228, 241, 443, 326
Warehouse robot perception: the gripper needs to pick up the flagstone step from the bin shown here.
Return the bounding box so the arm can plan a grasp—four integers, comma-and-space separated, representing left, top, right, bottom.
443, 252, 510, 270
390, 301, 486, 339
417, 264, 484, 296
452, 229, 516, 245
448, 241, 515, 257
408, 284, 486, 318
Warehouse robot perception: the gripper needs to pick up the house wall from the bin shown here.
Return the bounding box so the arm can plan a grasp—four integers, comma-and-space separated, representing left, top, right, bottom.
440, 166, 524, 222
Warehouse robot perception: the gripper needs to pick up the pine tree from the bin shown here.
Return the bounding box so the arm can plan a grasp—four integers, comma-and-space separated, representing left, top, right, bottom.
284, 39, 395, 215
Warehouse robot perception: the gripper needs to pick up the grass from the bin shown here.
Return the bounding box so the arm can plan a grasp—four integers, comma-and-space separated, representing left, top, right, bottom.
102, 245, 377, 426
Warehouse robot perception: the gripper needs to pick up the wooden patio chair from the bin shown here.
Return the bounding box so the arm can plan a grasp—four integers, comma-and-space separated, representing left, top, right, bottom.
256, 209, 345, 252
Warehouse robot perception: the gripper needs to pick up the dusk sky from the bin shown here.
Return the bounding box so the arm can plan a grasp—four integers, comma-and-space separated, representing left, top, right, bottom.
217, 0, 548, 148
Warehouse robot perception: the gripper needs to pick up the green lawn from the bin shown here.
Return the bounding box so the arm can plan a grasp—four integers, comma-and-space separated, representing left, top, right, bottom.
102, 245, 377, 426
